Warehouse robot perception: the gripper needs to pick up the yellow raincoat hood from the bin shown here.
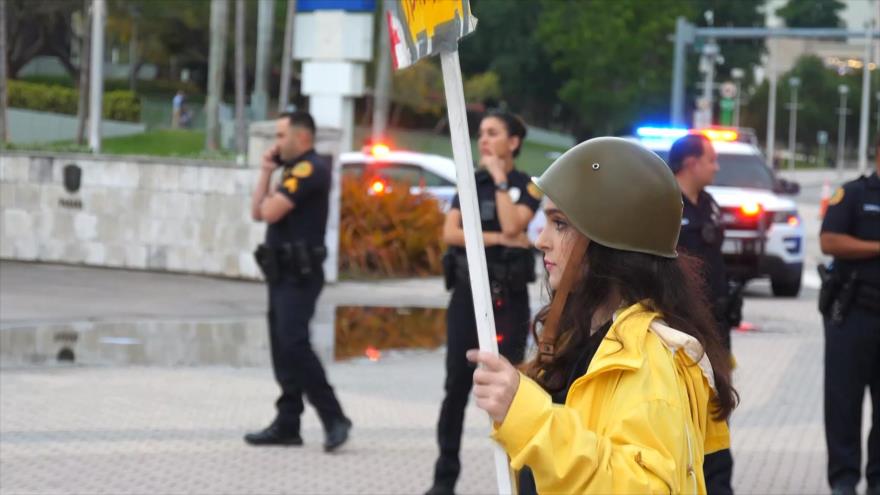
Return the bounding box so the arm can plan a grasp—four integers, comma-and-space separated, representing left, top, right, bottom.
494, 302, 730, 494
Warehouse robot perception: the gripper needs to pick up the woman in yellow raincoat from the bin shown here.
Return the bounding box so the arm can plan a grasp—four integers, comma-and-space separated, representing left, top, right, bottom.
468, 137, 738, 494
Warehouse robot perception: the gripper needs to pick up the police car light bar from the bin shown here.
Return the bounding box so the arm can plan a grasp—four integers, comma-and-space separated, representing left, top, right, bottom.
636, 127, 689, 139
635, 126, 739, 142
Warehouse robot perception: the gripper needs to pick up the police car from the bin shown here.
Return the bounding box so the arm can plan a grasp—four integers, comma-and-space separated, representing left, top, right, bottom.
340, 143, 547, 243
633, 127, 805, 296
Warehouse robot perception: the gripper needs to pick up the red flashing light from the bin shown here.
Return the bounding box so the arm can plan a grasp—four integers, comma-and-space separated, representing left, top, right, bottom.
365, 346, 381, 362
740, 202, 762, 217
496, 334, 504, 343
370, 143, 391, 158
370, 179, 387, 195
787, 215, 800, 227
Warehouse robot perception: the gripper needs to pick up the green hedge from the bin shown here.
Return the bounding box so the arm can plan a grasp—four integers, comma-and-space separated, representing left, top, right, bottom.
8, 81, 142, 122
18, 75, 201, 96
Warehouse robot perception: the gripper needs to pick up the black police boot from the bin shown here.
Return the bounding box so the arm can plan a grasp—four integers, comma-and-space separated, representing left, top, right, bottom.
323, 417, 352, 452
243, 420, 303, 447
830, 485, 856, 495
424, 482, 455, 495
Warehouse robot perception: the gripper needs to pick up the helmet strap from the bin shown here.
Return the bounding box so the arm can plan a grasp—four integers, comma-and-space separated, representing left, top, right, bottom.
537, 235, 588, 364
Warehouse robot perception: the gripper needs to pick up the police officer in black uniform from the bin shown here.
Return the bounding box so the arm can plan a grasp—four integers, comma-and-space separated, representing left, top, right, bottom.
819, 137, 880, 495
244, 111, 351, 452
427, 111, 541, 495
668, 133, 735, 495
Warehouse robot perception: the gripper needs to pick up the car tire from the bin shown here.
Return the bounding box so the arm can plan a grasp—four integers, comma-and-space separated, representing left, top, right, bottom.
771, 263, 802, 297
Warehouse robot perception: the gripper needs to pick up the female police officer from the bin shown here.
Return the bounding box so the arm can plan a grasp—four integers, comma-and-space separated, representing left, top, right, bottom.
426, 111, 541, 495
468, 137, 737, 493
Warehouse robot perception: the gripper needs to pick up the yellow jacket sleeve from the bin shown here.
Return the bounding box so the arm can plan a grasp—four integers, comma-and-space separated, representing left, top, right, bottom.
493, 375, 688, 494
704, 416, 730, 455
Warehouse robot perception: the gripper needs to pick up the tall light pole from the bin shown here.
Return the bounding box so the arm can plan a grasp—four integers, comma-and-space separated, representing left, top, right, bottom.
857, 20, 873, 173
731, 67, 744, 128
787, 76, 801, 172
837, 84, 850, 175
767, 39, 778, 166
88, 0, 106, 153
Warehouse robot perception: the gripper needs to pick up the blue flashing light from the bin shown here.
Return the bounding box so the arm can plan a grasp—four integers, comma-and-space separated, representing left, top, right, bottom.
636, 127, 689, 139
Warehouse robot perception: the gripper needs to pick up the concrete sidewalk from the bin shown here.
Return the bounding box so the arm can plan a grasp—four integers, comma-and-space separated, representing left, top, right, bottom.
0, 260, 866, 494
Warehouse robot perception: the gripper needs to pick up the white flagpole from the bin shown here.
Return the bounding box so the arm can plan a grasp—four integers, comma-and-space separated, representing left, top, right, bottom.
440, 48, 514, 495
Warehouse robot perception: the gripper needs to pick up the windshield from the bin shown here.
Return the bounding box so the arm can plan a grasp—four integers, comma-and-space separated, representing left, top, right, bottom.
652, 150, 776, 190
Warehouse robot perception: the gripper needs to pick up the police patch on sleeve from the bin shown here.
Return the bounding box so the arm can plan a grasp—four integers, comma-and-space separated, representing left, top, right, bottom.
292, 161, 313, 178
829, 187, 845, 206
527, 182, 543, 200
283, 177, 299, 193
508, 186, 521, 202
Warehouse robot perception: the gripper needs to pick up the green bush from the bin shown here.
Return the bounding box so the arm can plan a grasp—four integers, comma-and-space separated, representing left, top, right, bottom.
18, 75, 201, 96
8, 81, 141, 122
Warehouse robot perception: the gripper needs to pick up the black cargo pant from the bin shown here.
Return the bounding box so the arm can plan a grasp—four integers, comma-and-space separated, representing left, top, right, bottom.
432, 281, 530, 489
824, 305, 880, 491
267, 269, 346, 433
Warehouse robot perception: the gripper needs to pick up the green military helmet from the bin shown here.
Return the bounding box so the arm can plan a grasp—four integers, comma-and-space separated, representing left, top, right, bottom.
533, 137, 683, 258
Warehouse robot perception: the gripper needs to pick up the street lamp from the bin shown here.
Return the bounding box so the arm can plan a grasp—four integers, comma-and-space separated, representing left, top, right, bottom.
837, 84, 849, 174
787, 77, 801, 172
731, 67, 744, 128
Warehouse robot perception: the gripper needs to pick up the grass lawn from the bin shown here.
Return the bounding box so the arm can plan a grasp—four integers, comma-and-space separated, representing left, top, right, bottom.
10, 129, 236, 161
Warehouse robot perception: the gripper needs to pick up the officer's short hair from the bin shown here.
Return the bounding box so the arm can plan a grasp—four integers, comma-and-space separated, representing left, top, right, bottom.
667, 134, 710, 175
483, 110, 527, 157
281, 111, 316, 135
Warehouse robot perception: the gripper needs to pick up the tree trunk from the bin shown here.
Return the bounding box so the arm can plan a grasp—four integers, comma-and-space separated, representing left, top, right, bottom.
371, 0, 392, 141
234, 0, 246, 154
205, 0, 229, 151
0, 0, 8, 147
277, 0, 296, 113
76, 0, 91, 145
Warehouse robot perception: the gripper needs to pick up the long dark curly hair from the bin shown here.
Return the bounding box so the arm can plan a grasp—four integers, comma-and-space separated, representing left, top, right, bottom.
524, 241, 739, 421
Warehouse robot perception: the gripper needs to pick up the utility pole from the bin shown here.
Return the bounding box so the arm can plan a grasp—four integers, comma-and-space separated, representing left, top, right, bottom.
857, 20, 873, 173
76, 0, 91, 145
88, 0, 106, 153
767, 39, 778, 166
837, 84, 850, 175
372, 0, 392, 141
731, 67, 744, 128
278, 0, 297, 113
234, 0, 246, 155
252, 0, 274, 121
205, 0, 229, 151
787, 77, 801, 172
0, 0, 8, 147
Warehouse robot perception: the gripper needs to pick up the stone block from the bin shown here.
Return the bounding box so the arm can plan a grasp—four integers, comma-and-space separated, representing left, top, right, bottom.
147, 244, 168, 269
239, 252, 260, 279
166, 246, 186, 272
14, 237, 38, 260
178, 166, 200, 193
201, 251, 223, 274
3, 209, 33, 238
118, 162, 141, 189
34, 210, 55, 240
159, 165, 181, 192
84, 242, 106, 264
15, 185, 41, 211
186, 194, 206, 219
28, 157, 54, 183
125, 244, 147, 269
0, 183, 15, 208
105, 244, 126, 267
0, 236, 13, 258
73, 213, 98, 240
1, 157, 29, 183
224, 254, 240, 277
37, 239, 64, 260
63, 241, 87, 263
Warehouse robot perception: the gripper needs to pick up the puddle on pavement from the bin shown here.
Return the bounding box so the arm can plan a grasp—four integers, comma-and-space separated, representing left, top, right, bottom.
0, 306, 447, 367
334, 306, 446, 360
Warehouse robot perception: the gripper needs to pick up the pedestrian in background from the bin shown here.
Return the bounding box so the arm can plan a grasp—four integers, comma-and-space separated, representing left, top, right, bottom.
427, 110, 541, 495
668, 133, 736, 493
468, 137, 736, 494
818, 135, 880, 495
171, 90, 185, 129
245, 111, 352, 452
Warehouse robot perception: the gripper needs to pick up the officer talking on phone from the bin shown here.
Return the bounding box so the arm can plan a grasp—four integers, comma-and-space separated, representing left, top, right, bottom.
244, 111, 352, 452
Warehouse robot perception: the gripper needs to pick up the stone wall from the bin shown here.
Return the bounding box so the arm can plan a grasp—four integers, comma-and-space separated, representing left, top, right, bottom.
0, 152, 265, 279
